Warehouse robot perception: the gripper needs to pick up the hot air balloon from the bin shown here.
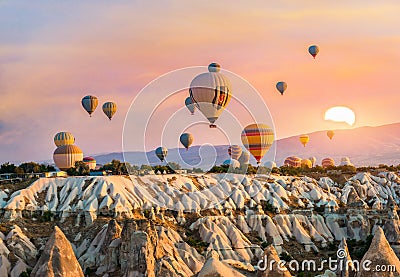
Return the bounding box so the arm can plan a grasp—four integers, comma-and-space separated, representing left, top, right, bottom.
53, 145, 83, 170
327, 130, 334, 140
54, 132, 75, 147
276, 82, 287, 95
322, 158, 335, 168
228, 145, 242, 160
241, 123, 274, 164
238, 151, 250, 165
102, 102, 117, 120
308, 45, 319, 59
284, 156, 302, 168
340, 157, 353, 166
180, 133, 193, 150
185, 97, 195, 115
82, 95, 98, 117
222, 158, 240, 169
83, 156, 96, 170
264, 161, 277, 169
301, 159, 312, 168
299, 135, 309, 147
309, 156, 317, 166
189, 63, 231, 128
155, 147, 168, 162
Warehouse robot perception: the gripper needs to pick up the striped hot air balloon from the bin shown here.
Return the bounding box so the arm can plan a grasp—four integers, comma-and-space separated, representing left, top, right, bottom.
155, 147, 168, 162
241, 123, 274, 164
102, 102, 117, 120
53, 145, 83, 170
82, 95, 98, 117
321, 158, 335, 168
54, 132, 75, 147
228, 145, 242, 160
299, 135, 310, 147
83, 156, 96, 170
189, 63, 231, 128
301, 159, 312, 168
284, 156, 302, 167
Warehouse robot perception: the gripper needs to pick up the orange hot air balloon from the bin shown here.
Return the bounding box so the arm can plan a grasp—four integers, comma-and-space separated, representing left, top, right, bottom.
327, 130, 334, 140
299, 135, 309, 147
241, 123, 274, 164
322, 158, 335, 168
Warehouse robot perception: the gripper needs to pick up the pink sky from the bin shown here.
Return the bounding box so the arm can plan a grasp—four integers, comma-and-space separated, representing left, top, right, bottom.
1, 1, 400, 162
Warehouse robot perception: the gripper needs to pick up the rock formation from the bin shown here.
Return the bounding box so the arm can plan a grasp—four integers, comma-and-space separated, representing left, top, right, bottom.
357, 227, 400, 277
31, 226, 84, 277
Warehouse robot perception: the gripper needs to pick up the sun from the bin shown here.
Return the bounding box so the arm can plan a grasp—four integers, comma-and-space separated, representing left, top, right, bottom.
324, 106, 355, 126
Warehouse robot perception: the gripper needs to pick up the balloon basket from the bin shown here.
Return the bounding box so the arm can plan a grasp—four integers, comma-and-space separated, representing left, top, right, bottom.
209, 124, 217, 128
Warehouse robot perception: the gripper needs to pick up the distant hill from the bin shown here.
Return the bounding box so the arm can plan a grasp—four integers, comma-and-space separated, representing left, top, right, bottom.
93, 123, 400, 167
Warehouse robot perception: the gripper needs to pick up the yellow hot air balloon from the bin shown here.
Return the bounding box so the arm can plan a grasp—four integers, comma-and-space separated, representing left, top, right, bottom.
189, 63, 231, 128
327, 130, 334, 140
54, 132, 75, 147
301, 159, 312, 168
53, 145, 83, 170
241, 123, 274, 164
102, 102, 117, 120
299, 135, 309, 147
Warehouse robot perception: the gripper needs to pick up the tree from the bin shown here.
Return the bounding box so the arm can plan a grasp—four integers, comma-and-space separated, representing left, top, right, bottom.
167, 162, 181, 171
66, 161, 90, 176
0, 162, 16, 173
100, 160, 128, 175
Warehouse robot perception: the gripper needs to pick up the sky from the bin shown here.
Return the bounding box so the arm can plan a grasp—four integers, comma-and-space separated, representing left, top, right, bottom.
1, 1, 400, 163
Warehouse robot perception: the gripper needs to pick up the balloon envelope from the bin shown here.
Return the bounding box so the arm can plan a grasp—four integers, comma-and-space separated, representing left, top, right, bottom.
83, 156, 96, 170
102, 102, 117, 120
228, 145, 242, 160
82, 95, 98, 116
155, 147, 168, 162
322, 158, 335, 168
299, 135, 309, 147
301, 159, 312, 168
241, 123, 274, 164
180, 133, 194, 149
222, 158, 240, 169
327, 130, 334, 140
185, 97, 195, 115
276, 82, 287, 95
264, 161, 276, 169
54, 132, 75, 147
284, 156, 302, 168
308, 45, 319, 58
309, 157, 317, 166
53, 145, 83, 170
189, 63, 231, 127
